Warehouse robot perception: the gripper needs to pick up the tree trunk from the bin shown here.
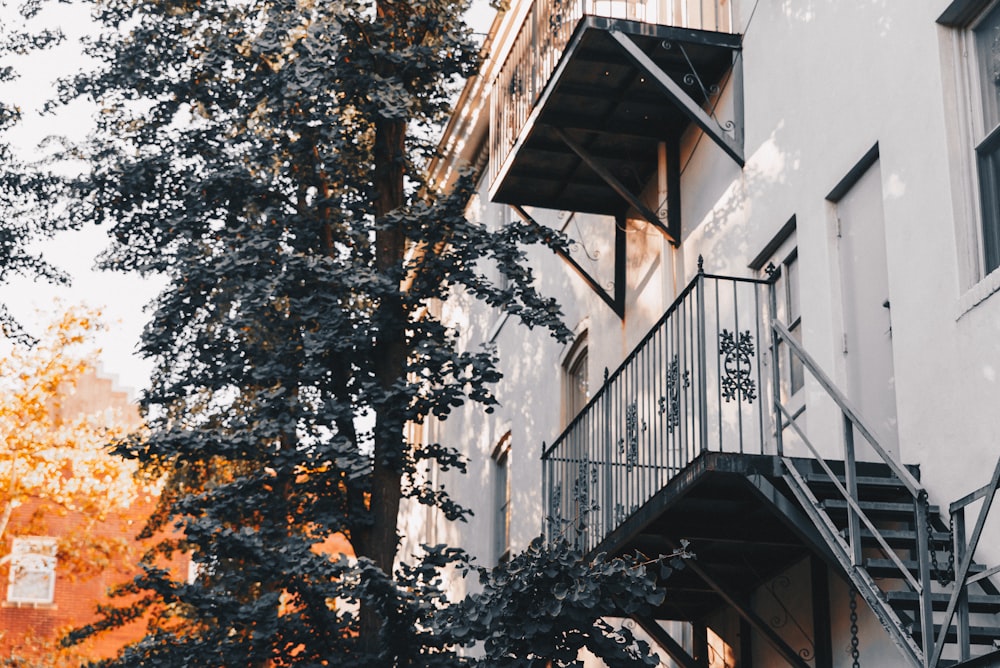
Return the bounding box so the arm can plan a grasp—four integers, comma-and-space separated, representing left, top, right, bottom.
357, 102, 407, 654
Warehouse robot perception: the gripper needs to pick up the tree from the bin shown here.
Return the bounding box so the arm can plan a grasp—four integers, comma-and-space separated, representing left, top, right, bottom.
58, 0, 584, 665
0, 307, 143, 546
0, 307, 150, 665
0, 0, 72, 341
440, 538, 692, 667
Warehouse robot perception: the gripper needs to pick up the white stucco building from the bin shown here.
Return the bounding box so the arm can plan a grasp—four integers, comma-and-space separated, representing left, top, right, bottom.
404, 1, 1000, 666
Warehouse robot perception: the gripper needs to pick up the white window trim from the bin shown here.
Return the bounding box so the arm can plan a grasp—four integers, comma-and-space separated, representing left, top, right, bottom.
560, 330, 590, 428
942, 0, 1000, 301
492, 432, 512, 563
6, 537, 57, 606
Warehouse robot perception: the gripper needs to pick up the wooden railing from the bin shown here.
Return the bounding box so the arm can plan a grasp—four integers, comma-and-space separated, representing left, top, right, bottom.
489, 0, 734, 185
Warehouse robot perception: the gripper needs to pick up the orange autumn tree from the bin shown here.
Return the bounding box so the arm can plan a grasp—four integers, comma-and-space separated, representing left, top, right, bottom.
0, 307, 152, 664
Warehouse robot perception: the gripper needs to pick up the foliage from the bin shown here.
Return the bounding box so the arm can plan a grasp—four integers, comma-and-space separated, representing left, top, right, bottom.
440, 538, 690, 667
55, 0, 574, 664
0, 307, 150, 664
0, 307, 145, 545
0, 0, 72, 341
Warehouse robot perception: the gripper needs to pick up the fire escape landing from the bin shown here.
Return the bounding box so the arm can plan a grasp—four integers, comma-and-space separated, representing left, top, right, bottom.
490, 1, 742, 244
541, 270, 1000, 667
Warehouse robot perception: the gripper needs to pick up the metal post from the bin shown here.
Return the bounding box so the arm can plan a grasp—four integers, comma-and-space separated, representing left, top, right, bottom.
542, 445, 550, 541
767, 276, 784, 456
843, 413, 862, 567
955, 507, 970, 662
603, 368, 614, 537
696, 258, 708, 453
914, 493, 935, 668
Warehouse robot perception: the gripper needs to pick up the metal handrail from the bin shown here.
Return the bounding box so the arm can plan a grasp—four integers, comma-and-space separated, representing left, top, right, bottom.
776, 401, 921, 592
772, 317, 936, 666
929, 457, 1000, 667
543, 270, 769, 552
543, 272, 767, 459
771, 319, 923, 497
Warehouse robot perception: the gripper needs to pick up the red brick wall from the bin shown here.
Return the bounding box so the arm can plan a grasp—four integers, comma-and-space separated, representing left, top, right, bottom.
0, 370, 186, 664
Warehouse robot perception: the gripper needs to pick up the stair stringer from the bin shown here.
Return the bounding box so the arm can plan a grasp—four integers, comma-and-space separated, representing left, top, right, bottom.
781, 457, 925, 668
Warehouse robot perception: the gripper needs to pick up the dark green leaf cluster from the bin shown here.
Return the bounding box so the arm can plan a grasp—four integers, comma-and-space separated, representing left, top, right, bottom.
54, 0, 574, 662
438, 537, 679, 667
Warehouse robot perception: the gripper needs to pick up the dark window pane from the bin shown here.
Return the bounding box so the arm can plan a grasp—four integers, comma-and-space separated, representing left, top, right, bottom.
975, 3, 1000, 131
978, 132, 1000, 274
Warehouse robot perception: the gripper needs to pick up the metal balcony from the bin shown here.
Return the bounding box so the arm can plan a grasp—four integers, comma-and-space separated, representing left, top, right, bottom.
489, 0, 741, 221
539, 268, 1000, 667
543, 268, 771, 554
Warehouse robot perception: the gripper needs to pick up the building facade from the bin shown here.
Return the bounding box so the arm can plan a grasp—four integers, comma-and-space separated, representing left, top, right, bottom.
405, 0, 1000, 666
0, 370, 182, 665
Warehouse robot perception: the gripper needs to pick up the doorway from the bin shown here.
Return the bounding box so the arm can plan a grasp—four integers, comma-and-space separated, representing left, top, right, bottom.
834, 158, 899, 458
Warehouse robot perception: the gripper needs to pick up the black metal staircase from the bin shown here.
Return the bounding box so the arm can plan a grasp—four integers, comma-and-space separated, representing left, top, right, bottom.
541, 269, 1000, 667
782, 458, 1000, 666
773, 320, 1000, 667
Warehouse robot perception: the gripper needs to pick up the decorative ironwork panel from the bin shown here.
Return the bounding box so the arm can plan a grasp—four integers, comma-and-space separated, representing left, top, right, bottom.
542, 272, 770, 552
719, 329, 757, 404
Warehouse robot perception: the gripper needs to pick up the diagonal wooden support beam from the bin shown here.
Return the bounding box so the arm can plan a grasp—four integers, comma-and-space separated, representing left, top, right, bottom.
607, 30, 744, 167
662, 539, 812, 668
511, 205, 624, 319
552, 127, 678, 246
631, 615, 702, 668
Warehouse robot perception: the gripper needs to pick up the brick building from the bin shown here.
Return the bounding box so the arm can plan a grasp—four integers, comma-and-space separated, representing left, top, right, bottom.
0, 369, 184, 665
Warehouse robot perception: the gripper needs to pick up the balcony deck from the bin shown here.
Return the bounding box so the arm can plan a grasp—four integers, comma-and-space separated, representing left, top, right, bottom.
489, 0, 739, 216
543, 271, 774, 552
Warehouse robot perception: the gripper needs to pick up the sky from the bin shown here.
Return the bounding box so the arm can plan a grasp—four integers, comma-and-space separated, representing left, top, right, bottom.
0, 0, 499, 397
0, 0, 164, 396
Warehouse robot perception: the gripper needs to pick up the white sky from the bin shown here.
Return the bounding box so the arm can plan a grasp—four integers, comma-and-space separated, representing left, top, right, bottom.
0, 1, 163, 396
0, 0, 498, 396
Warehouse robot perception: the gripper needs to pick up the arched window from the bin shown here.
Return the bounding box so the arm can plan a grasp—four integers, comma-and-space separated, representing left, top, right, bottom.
563, 332, 590, 425
492, 433, 512, 563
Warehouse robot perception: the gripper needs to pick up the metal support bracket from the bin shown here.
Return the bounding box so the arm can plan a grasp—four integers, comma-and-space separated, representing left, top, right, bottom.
552, 127, 679, 246
607, 30, 745, 167
660, 538, 813, 668
630, 615, 702, 668
511, 204, 625, 319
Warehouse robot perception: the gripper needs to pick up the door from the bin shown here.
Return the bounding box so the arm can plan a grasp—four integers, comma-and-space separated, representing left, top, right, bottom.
835, 160, 899, 457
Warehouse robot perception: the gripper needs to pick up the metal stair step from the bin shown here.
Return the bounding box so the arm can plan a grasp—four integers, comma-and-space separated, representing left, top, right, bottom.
853, 528, 951, 548
885, 590, 1000, 614
819, 498, 938, 520
804, 472, 912, 491
865, 558, 986, 579
912, 624, 1000, 645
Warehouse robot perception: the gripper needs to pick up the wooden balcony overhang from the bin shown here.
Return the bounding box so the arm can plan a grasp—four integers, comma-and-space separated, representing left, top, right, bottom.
489, 16, 742, 228
594, 452, 835, 622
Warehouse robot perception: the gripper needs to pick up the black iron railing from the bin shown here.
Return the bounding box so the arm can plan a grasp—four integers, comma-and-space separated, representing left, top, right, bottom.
542, 269, 770, 552
489, 0, 734, 187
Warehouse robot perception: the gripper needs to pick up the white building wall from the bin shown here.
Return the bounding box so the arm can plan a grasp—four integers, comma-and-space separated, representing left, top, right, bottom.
400, 0, 1000, 664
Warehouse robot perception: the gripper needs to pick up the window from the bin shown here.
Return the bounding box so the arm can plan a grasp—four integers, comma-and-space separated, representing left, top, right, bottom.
778, 249, 805, 396
750, 219, 802, 405
6, 537, 57, 605
942, 0, 1000, 280
563, 333, 590, 425
492, 434, 511, 563
973, 2, 1000, 274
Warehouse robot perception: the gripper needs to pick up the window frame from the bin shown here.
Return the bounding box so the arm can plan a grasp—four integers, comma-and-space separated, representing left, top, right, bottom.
491, 433, 512, 564
970, 1, 1000, 275
942, 0, 1000, 288
6, 537, 57, 606
561, 331, 590, 427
